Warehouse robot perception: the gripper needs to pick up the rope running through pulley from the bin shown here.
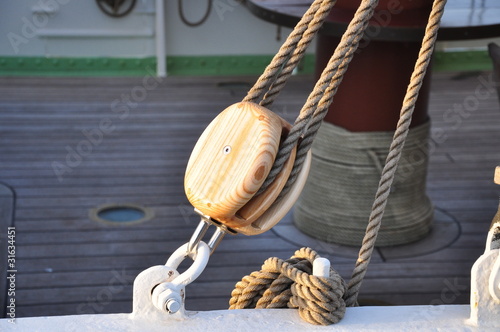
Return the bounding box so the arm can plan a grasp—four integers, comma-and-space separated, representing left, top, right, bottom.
230, 0, 448, 321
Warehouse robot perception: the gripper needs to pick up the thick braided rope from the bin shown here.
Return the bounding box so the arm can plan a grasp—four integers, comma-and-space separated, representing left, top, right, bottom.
229, 248, 347, 325
229, 257, 309, 309
259, 0, 378, 196
258, 0, 337, 108
279, 18, 373, 197
229, 250, 315, 309
243, 0, 332, 104
345, 0, 447, 307
255, 257, 311, 308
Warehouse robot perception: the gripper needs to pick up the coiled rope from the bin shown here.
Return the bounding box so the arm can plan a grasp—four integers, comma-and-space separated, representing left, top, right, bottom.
229, 247, 347, 325
232, 0, 447, 324
294, 121, 434, 247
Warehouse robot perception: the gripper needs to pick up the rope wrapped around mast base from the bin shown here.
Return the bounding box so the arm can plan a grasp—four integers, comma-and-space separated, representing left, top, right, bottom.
295, 121, 433, 246
229, 247, 348, 325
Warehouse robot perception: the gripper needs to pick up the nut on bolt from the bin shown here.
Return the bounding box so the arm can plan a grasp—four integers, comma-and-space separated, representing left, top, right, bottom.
153, 285, 183, 314
152, 282, 184, 314
166, 298, 181, 313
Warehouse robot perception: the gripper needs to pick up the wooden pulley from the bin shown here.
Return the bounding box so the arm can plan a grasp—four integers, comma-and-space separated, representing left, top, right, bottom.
184, 102, 311, 235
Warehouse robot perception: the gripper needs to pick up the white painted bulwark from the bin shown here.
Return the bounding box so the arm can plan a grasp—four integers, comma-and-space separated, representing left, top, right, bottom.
469, 249, 500, 327
0, 305, 495, 332
1, 235, 498, 331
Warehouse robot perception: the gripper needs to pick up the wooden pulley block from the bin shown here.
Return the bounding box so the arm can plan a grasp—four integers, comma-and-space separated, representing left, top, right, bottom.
184, 102, 310, 235
236, 148, 311, 236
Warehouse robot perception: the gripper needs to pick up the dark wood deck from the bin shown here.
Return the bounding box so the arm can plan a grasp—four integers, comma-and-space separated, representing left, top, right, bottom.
0, 71, 499, 317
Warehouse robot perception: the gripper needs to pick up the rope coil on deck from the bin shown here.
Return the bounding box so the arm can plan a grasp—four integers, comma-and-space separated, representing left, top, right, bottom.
229, 248, 347, 325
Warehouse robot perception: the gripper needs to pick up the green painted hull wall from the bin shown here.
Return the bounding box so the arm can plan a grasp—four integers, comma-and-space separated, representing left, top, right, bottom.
0, 51, 492, 77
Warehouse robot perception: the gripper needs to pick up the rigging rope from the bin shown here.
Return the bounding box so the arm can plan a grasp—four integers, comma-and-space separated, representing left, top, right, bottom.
345, 0, 447, 306
232, 0, 448, 322
243, 0, 335, 107
256, 0, 379, 197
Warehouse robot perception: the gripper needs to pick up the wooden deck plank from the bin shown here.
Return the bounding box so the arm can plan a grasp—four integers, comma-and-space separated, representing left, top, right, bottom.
15, 276, 473, 306
0, 71, 499, 318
